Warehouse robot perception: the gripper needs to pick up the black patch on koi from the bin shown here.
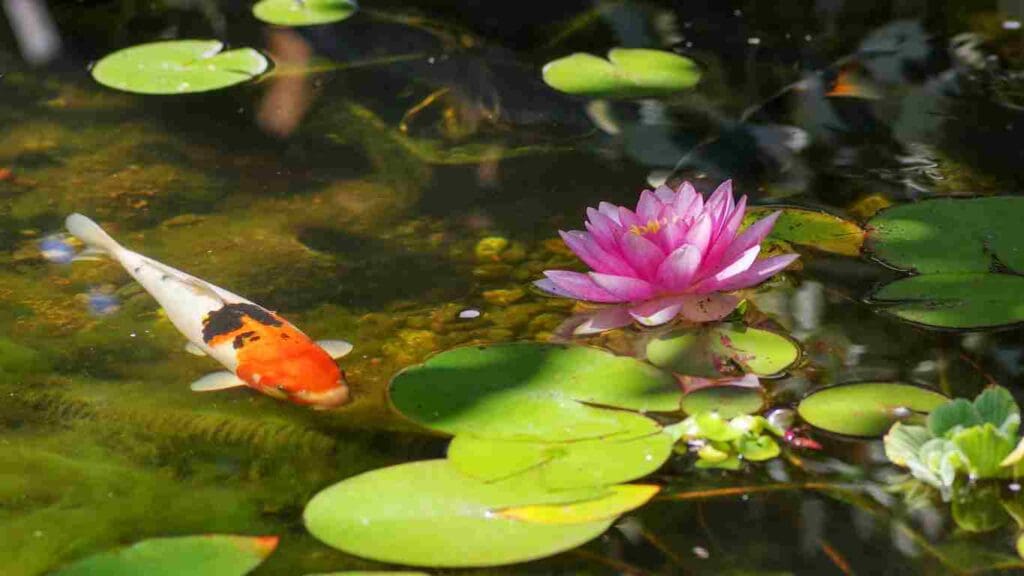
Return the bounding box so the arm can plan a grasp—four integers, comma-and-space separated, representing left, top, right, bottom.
202, 303, 282, 344
232, 330, 256, 349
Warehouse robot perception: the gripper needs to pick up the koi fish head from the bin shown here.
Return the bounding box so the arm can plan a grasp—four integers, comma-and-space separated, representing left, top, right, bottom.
242, 346, 350, 409
202, 303, 351, 409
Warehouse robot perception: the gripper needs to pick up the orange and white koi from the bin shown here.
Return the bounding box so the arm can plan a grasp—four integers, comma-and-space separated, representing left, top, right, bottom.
65, 213, 352, 409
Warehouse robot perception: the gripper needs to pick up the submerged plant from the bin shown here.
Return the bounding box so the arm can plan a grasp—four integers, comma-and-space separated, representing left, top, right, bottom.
884, 386, 1024, 497
536, 181, 799, 334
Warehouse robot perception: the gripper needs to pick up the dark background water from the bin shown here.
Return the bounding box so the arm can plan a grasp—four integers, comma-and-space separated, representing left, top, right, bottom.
2, 1, 1024, 574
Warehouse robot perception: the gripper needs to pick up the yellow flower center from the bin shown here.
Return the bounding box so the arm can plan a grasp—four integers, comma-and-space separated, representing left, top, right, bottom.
629, 219, 663, 236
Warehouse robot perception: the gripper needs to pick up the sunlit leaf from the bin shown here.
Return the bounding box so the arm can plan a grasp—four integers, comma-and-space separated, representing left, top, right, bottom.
736, 435, 780, 462
50, 535, 277, 575
884, 423, 931, 467
867, 197, 1024, 274
542, 48, 700, 99
744, 206, 864, 257
496, 484, 659, 525
952, 424, 1015, 479
91, 41, 269, 95
447, 431, 673, 489
646, 324, 800, 378
305, 573, 428, 576
389, 343, 680, 441
797, 382, 948, 437
303, 459, 620, 567
693, 413, 744, 442
253, 0, 358, 26
974, 386, 1020, 435
870, 273, 1024, 330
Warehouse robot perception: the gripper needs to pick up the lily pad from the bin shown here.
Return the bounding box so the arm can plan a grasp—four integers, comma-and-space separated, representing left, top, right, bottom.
497, 484, 659, 525
542, 48, 700, 99
646, 324, 800, 378
91, 40, 269, 95
447, 431, 674, 489
797, 382, 948, 437
680, 385, 766, 418
50, 535, 277, 575
303, 459, 619, 567
388, 343, 680, 441
253, 0, 358, 27
867, 197, 1024, 274
745, 206, 864, 257
870, 273, 1024, 330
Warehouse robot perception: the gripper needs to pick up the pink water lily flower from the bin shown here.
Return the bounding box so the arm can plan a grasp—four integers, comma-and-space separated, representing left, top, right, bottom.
536, 180, 798, 334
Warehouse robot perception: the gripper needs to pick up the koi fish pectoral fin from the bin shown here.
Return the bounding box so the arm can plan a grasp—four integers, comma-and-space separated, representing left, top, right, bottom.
317, 339, 354, 359
190, 371, 247, 392
184, 342, 207, 356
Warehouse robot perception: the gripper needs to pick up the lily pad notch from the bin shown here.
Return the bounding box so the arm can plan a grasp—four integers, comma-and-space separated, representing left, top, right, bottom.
91, 40, 270, 95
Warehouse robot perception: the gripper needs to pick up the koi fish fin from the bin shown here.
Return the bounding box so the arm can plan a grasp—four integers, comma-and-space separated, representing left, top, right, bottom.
65, 213, 122, 254
317, 339, 353, 359
71, 247, 110, 262
190, 371, 246, 392
184, 342, 207, 356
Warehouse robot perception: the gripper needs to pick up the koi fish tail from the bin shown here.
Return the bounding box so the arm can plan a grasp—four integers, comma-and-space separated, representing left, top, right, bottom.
65, 213, 122, 255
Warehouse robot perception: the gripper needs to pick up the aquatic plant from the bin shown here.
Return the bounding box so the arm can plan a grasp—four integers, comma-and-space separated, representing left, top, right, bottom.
884, 386, 1024, 495
669, 413, 784, 470
91, 41, 269, 95
542, 48, 701, 99
535, 181, 799, 333
50, 534, 278, 576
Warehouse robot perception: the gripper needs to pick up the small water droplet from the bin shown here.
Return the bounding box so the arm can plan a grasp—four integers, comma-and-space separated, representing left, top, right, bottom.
693, 546, 710, 559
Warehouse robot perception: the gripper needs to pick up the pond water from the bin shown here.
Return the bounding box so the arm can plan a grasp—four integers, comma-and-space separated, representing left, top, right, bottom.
4, 1, 1024, 575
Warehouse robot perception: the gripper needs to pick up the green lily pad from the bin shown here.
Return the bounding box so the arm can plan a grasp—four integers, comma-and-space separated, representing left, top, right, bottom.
867, 197, 1024, 274
253, 0, 358, 27
797, 382, 949, 437
388, 343, 680, 441
306, 573, 428, 576
50, 535, 277, 575
447, 431, 674, 489
497, 484, 659, 524
542, 48, 700, 99
680, 385, 766, 418
745, 206, 864, 257
303, 459, 619, 567
91, 40, 269, 95
646, 324, 800, 378
870, 273, 1024, 330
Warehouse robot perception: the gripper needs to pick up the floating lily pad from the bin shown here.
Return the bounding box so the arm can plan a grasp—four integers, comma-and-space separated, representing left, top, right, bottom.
253, 0, 358, 26
868, 197, 1024, 274
870, 273, 1024, 330
91, 40, 269, 95
646, 324, 799, 378
542, 48, 700, 99
447, 431, 674, 489
797, 382, 948, 437
497, 484, 659, 525
388, 343, 680, 441
680, 385, 766, 418
303, 459, 618, 567
306, 573, 428, 576
50, 535, 277, 575
745, 206, 864, 257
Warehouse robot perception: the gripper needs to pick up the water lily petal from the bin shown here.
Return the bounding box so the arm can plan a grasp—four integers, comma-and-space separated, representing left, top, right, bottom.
708, 245, 760, 284
683, 213, 713, 255
674, 183, 701, 222
705, 180, 732, 216
678, 293, 740, 322
559, 230, 635, 276
706, 195, 747, 260
617, 206, 640, 230
585, 208, 621, 251
707, 253, 800, 292
636, 189, 663, 224
618, 232, 665, 279
589, 272, 657, 301
597, 201, 622, 224
541, 270, 622, 302
629, 296, 685, 326
656, 244, 702, 291
654, 184, 675, 203
722, 210, 781, 264
573, 306, 634, 335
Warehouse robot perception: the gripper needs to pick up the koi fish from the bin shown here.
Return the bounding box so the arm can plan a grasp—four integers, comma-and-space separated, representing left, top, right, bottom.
65, 213, 352, 409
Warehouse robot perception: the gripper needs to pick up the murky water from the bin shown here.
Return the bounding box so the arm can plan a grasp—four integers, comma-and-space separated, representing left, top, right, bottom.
4, 1, 1024, 574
